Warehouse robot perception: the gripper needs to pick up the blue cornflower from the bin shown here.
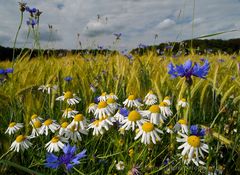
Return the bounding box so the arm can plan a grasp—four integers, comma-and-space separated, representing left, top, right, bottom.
190, 125, 205, 137
5, 68, 13, 74
124, 54, 133, 60
94, 96, 100, 103
27, 18, 38, 28
119, 107, 129, 117
114, 33, 122, 40
0, 69, 5, 74
168, 59, 210, 85
64, 76, 73, 82
138, 43, 147, 49
25, 6, 37, 14
45, 144, 86, 171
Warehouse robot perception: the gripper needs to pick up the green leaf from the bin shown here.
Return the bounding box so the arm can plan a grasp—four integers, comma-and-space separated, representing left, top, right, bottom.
0, 160, 44, 175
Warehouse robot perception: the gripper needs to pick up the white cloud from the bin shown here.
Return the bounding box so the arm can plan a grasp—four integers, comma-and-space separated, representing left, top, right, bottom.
0, 0, 240, 50
156, 19, 176, 29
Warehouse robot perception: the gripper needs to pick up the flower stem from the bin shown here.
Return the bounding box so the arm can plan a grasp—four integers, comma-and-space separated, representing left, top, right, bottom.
12, 11, 24, 67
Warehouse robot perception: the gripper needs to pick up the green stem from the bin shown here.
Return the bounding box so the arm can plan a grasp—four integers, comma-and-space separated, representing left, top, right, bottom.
12, 11, 24, 67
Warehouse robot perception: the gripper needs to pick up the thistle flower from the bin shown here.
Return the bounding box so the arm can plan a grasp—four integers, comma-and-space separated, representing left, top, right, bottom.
168, 59, 210, 85
45, 144, 86, 171
18, 2, 27, 12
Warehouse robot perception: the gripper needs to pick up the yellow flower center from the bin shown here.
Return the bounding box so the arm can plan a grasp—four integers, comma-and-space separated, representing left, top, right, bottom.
33, 121, 42, 128
110, 92, 114, 95
65, 108, 73, 112
61, 122, 68, 128
127, 95, 135, 100
107, 98, 115, 104
168, 124, 173, 129
181, 98, 186, 102
74, 114, 84, 121
142, 122, 154, 132
149, 105, 160, 113
128, 110, 141, 121
89, 103, 95, 107
148, 90, 153, 94
64, 91, 73, 99
70, 125, 77, 132
9, 122, 16, 127
16, 135, 26, 143
51, 136, 60, 143
31, 114, 38, 120
164, 96, 170, 100
44, 119, 53, 126
98, 101, 107, 109
178, 119, 187, 125
159, 102, 168, 107
93, 120, 100, 126
101, 92, 107, 96
187, 135, 200, 147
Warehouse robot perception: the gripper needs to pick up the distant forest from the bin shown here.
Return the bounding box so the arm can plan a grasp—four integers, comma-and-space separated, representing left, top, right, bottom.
1, 38, 240, 61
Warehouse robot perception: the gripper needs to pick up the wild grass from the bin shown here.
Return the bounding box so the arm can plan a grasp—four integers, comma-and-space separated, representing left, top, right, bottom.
0, 51, 240, 174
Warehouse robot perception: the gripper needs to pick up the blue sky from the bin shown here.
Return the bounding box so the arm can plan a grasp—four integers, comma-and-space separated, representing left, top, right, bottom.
0, 0, 240, 50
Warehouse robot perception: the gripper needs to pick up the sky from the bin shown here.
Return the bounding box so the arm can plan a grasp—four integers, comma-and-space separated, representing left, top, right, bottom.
0, 0, 240, 50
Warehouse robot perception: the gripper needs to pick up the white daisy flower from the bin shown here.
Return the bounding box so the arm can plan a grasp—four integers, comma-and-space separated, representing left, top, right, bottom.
159, 102, 172, 117
107, 92, 118, 100
98, 92, 108, 101
174, 119, 188, 134
45, 136, 68, 153
65, 125, 88, 142
178, 98, 188, 108
30, 120, 43, 138
62, 108, 78, 118
29, 114, 43, 124
163, 96, 171, 105
88, 103, 97, 114
9, 135, 32, 152
88, 119, 104, 136
40, 119, 60, 136
116, 161, 125, 171
177, 129, 208, 166
59, 122, 69, 136
140, 105, 166, 125
123, 95, 143, 108
107, 98, 120, 112
135, 122, 163, 144
5, 122, 23, 135
143, 91, 158, 106
67, 114, 88, 131
121, 110, 145, 131
56, 91, 80, 105
88, 117, 114, 136
38, 84, 58, 94
94, 101, 113, 120
166, 125, 174, 134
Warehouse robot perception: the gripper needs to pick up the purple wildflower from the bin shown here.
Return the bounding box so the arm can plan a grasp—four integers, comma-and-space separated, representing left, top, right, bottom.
168, 59, 210, 85
64, 76, 73, 82
45, 144, 86, 171
190, 125, 205, 137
